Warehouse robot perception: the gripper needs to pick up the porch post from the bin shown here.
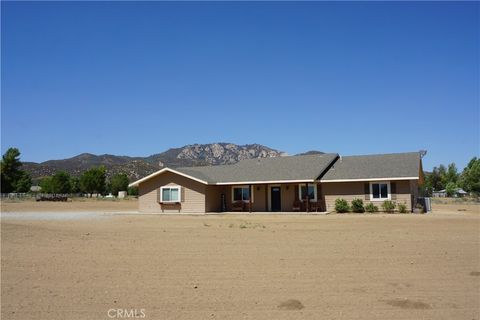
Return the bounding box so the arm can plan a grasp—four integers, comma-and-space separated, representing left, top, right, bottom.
305, 182, 309, 212
265, 184, 268, 212
249, 184, 252, 213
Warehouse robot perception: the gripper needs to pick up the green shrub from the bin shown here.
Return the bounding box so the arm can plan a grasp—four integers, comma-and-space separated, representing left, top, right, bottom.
351, 198, 365, 213
334, 198, 350, 213
365, 203, 378, 213
382, 200, 396, 213
398, 203, 407, 213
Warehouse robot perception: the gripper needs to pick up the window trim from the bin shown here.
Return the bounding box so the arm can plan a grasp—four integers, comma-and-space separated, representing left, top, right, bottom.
232, 185, 254, 203
369, 181, 391, 201
160, 185, 181, 203
298, 184, 318, 202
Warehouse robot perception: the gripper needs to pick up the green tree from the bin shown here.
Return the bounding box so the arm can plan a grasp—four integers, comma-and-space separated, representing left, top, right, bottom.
79, 166, 106, 196
51, 171, 72, 194
438, 164, 448, 188
426, 166, 444, 192
39, 177, 54, 193
0, 147, 32, 193
127, 186, 139, 196
15, 171, 32, 193
70, 176, 80, 193
109, 173, 129, 196
445, 182, 457, 197
459, 157, 480, 195
445, 163, 459, 184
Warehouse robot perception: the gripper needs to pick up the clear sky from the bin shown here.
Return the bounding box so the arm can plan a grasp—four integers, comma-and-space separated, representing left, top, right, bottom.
1, 1, 479, 171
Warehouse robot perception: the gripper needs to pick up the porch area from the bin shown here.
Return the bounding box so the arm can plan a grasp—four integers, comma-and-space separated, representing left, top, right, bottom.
205, 183, 326, 213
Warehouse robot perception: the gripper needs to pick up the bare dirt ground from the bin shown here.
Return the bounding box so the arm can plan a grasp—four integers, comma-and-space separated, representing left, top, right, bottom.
1, 200, 479, 319
1, 198, 138, 212
431, 198, 480, 215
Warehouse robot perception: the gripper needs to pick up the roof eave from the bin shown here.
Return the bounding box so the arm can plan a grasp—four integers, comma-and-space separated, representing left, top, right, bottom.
319, 176, 420, 183
214, 179, 316, 185
128, 167, 209, 187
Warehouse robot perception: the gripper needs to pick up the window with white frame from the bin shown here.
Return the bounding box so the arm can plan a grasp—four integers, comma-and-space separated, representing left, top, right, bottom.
299, 184, 317, 201
160, 186, 181, 202
370, 182, 390, 200
232, 186, 253, 202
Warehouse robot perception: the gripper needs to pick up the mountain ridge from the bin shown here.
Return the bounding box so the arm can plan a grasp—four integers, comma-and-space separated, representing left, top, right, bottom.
21, 143, 324, 182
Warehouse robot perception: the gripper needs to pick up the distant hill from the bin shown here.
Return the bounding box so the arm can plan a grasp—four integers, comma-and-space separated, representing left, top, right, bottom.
23, 143, 306, 182
295, 150, 325, 156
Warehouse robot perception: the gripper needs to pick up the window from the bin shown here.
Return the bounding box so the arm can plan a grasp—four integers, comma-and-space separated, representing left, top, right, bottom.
232, 186, 253, 202
160, 186, 181, 202
299, 184, 317, 201
370, 182, 390, 200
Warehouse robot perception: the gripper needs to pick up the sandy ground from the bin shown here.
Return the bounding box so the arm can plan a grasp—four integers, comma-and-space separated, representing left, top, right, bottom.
1, 199, 479, 320
1, 198, 138, 213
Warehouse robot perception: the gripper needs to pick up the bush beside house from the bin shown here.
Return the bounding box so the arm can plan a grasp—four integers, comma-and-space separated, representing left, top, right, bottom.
381, 200, 396, 213
365, 203, 378, 213
351, 199, 365, 213
398, 203, 407, 213
334, 198, 350, 213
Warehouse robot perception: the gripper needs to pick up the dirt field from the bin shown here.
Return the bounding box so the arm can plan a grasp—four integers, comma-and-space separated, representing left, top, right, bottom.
1, 200, 479, 320
1, 198, 138, 213
2, 197, 478, 214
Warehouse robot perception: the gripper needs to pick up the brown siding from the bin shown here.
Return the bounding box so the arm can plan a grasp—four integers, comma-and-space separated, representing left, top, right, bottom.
223, 185, 267, 211
322, 180, 414, 212
204, 185, 227, 212
138, 172, 206, 213
281, 183, 297, 211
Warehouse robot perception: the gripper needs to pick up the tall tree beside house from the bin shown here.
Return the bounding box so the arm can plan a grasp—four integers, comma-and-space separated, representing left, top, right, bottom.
445, 163, 459, 184
437, 164, 447, 187
79, 166, 106, 196
459, 157, 480, 195
0, 147, 32, 193
108, 173, 129, 196
424, 167, 444, 194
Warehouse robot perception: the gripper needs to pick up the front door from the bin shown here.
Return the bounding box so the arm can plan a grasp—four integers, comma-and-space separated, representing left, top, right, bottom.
271, 186, 281, 212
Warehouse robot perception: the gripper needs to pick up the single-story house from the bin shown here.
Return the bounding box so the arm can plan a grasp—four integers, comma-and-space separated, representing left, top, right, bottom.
129, 152, 425, 213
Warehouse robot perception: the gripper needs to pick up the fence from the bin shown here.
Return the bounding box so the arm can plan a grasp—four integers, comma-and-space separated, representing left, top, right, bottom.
1, 193, 84, 200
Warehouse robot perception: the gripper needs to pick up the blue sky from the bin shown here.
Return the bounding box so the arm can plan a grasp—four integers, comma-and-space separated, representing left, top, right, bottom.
1, 1, 478, 171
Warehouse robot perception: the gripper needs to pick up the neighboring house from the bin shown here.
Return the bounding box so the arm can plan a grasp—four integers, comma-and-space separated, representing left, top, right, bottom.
432, 188, 468, 198
30, 186, 41, 192
129, 152, 424, 213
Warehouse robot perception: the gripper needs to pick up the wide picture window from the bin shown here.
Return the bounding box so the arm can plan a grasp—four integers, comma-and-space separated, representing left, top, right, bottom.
233, 186, 251, 202
371, 182, 389, 200
161, 186, 180, 202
